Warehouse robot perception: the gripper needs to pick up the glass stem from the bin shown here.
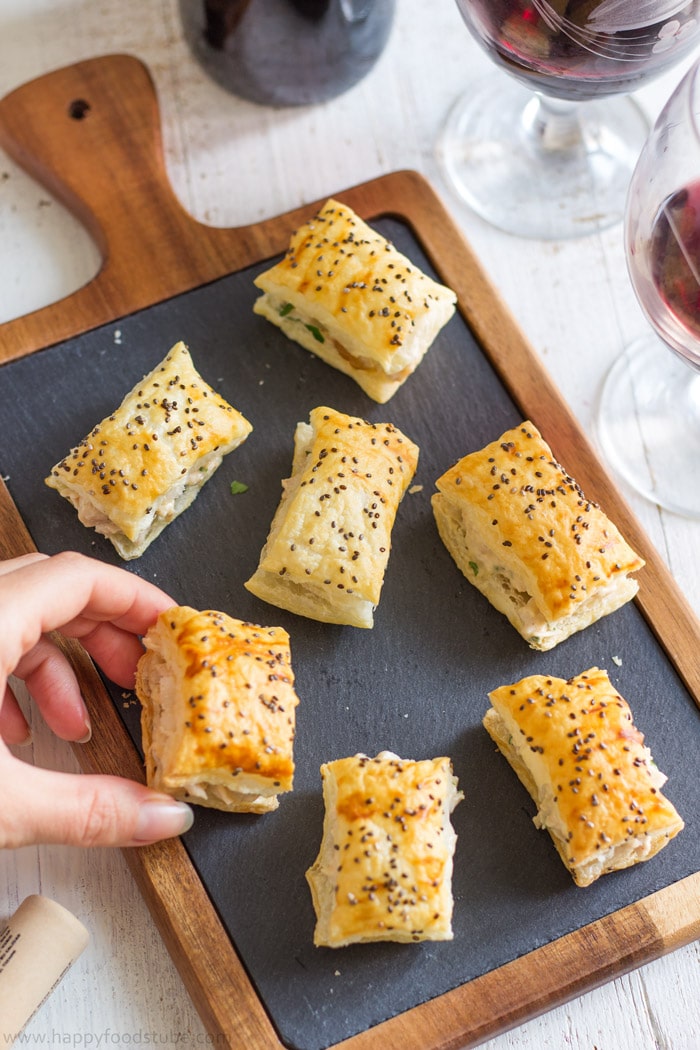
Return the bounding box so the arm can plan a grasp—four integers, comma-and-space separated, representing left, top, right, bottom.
521, 93, 583, 154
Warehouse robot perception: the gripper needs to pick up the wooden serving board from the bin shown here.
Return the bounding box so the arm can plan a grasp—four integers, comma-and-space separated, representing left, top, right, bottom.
0, 55, 699, 1050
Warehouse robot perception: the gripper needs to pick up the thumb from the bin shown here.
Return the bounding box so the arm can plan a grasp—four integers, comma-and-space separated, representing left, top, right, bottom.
1, 759, 193, 848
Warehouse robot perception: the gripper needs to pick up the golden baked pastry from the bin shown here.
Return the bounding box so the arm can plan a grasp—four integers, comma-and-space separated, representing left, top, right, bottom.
431, 421, 645, 650
306, 752, 463, 946
245, 405, 419, 628
484, 667, 684, 887
252, 198, 457, 403
45, 341, 252, 560
135, 605, 299, 813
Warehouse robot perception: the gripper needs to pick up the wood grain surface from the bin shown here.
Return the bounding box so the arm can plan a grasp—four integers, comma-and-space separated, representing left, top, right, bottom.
0, 54, 698, 1050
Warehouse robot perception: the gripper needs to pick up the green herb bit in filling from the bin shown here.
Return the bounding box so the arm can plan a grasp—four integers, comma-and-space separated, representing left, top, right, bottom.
468, 560, 479, 577
278, 302, 294, 317
305, 323, 325, 343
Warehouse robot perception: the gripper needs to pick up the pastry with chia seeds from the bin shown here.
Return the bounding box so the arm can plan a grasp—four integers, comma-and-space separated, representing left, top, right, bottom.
45, 341, 252, 560
431, 421, 645, 651
252, 198, 457, 403
484, 667, 684, 887
306, 751, 463, 946
244, 405, 419, 628
136, 605, 298, 813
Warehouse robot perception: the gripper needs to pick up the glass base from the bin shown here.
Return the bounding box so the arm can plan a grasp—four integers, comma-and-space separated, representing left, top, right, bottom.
437, 75, 650, 240
595, 334, 700, 518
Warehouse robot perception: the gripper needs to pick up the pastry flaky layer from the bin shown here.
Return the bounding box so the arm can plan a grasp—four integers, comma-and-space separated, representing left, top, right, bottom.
45, 341, 253, 560
135, 606, 299, 813
306, 752, 463, 947
431, 421, 645, 651
484, 668, 684, 887
245, 405, 419, 628
252, 197, 457, 403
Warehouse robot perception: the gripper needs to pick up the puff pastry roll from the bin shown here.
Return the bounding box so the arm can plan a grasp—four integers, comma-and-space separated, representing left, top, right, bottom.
135, 606, 299, 813
252, 198, 457, 403
306, 752, 463, 947
432, 421, 645, 651
45, 341, 252, 560
245, 406, 419, 628
484, 668, 684, 887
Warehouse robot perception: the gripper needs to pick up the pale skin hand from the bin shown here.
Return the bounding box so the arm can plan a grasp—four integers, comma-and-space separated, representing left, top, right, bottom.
0, 550, 193, 849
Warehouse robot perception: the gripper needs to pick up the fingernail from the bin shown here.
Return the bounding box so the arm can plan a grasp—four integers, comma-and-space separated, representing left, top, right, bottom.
17, 729, 33, 747
132, 798, 194, 844
77, 720, 92, 744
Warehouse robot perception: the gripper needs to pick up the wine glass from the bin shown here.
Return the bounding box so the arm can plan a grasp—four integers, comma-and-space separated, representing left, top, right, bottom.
437, 1, 700, 239
596, 56, 700, 517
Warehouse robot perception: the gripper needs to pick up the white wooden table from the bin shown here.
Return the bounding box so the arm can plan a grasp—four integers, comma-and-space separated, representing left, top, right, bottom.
0, 2, 698, 1046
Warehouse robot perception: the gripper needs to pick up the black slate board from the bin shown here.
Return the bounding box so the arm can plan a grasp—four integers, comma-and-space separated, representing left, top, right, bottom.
0, 219, 697, 1050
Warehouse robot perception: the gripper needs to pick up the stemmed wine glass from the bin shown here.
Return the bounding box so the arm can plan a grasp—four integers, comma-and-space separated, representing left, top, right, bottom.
596, 56, 700, 518
438, 1, 700, 239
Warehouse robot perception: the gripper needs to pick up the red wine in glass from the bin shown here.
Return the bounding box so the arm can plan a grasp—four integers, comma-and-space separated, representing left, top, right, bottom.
440, 1, 700, 238
456, 0, 700, 101
596, 56, 700, 516
640, 181, 700, 363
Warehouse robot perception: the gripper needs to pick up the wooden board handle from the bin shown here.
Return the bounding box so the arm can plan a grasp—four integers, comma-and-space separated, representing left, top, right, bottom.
0, 53, 264, 361
0, 55, 193, 262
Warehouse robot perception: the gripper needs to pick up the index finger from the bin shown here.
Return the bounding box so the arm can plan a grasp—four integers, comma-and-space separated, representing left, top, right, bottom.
0, 551, 175, 677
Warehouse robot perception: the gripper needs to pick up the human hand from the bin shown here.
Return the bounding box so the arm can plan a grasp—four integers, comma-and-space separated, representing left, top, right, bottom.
0, 550, 193, 849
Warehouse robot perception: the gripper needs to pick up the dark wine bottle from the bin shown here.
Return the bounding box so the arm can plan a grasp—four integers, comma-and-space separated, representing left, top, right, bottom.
179, 0, 396, 106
